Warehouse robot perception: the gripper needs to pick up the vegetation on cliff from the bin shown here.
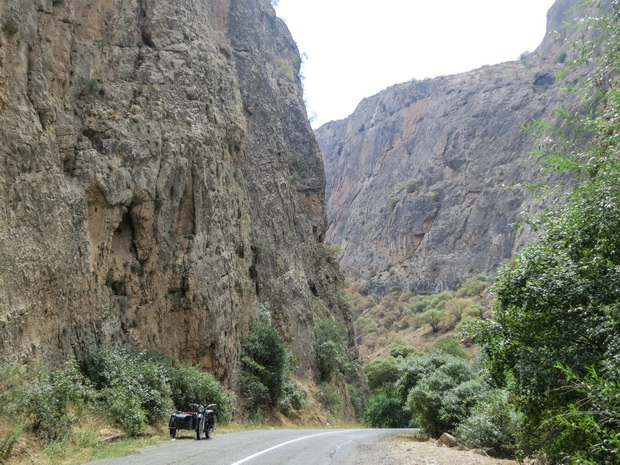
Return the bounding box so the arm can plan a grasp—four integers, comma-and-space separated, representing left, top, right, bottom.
355, 3, 620, 463
475, 2, 620, 461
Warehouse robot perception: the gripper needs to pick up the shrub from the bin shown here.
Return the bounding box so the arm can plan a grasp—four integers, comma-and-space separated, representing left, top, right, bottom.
405, 178, 424, 193
390, 341, 418, 359
316, 319, 352, 381
398, 351, 488, 438
81, 349, 173, 433
455, 389, 523, 456
318, 382, 342, 415
347, 383, 366, 420
23, 360, 93, 441
0, 434, 17, 464
278, 379, 306, 417
288, 151, 307, 182
364, 384, 412, 428
169, 363, 232, 424
387, 196, 401, 213
239, 314, 288, 408
364, 356, 401, 391
419, 308, 445, 332
431, 337, 469, 359
456, 276, 492, 297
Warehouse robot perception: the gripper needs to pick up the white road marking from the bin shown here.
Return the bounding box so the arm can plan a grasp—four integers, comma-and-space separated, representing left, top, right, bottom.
229, 430, 360, 465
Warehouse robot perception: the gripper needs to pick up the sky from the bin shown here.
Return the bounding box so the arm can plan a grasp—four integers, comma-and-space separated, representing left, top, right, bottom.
275, 0, 557, 127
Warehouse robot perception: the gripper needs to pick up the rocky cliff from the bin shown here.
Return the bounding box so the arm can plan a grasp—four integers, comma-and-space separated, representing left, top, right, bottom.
0, 0, 352, 388
317, 0, 594, 294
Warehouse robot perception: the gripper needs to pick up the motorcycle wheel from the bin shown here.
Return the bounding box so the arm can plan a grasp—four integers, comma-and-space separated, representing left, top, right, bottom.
205, 422, 214, 439
196, 419, 204, 440
169, 428, 176, 438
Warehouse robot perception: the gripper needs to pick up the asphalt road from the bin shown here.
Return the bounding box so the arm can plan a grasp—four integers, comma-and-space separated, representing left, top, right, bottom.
85, 428, 413, 465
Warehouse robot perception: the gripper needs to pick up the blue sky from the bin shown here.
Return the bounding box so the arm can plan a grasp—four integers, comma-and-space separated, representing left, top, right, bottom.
275, 0, 556, 127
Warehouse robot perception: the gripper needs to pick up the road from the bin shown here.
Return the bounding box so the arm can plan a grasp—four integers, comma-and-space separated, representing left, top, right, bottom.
85, 428, 414, 465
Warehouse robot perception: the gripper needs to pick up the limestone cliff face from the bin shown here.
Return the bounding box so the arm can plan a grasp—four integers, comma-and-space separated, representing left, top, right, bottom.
317, 0, 593, 294
0, 0, 350, 387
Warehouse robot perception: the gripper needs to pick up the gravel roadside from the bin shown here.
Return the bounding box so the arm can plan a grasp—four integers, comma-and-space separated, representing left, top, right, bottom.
355, 432, 519, 465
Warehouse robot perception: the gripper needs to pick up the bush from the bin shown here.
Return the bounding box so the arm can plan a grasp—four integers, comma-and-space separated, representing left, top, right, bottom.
23, 360, 93, 441
364, 356, 401, 391
169, 363, 232, 424
398, 351, 488, 438
347, 383, 367, 420
419, 308, 445, 332
456, 276, 492, 297
279, 379, 306, 417
318, 382, 342, 415
455, 389, 522, 456
431, 337, 469, 359
81, 349, 173, 433
0, 434, 16, 464
316, 319, 352, 380
239, 315, 288, 408
364, 384, 412, 428
387, 196, 401, 213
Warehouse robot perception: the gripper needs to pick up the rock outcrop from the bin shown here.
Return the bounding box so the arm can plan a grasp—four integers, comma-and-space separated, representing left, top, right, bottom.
0, 0, 352, 389
317, 0, 594, 294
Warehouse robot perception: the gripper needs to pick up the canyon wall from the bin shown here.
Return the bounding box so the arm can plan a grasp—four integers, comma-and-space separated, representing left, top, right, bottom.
0, 0, 352, 387
317, 0, 592, 294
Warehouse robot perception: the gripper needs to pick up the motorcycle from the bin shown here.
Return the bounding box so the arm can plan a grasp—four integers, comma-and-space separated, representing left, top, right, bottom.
168, 403, 216, 440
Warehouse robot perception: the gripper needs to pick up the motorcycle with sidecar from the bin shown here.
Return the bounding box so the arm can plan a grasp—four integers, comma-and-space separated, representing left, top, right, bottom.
168, 403, 216, 440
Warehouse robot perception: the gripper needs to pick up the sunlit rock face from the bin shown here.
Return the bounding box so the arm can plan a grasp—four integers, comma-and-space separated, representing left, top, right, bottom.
0, 0, 356, 393
317, 0, 594, 294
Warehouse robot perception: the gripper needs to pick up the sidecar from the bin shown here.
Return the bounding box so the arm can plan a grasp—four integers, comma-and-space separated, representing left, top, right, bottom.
169, 403, 216, 440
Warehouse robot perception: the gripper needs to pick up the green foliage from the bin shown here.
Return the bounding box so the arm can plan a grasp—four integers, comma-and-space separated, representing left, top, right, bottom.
288, 151, 307, 182
389, 340, 418, 358
455, 389, 523, 456
347, 383, 367, 420
474, 182, 620, 455
0, 433, 17, 464
363, 384, 412, 428
431, 337, 469, 359
318, 382, 342, 415
405, 178, 424, 193
545, 365, 620, 464
455, 275, 493, 297
239, 314, 288, 409
386, 196, 401, 213
82, 349, 173, 434
398, 351, 488, 438
348, 280, 492, 359
419, 308, 444, 332
23, 360, 93, 441
364, 356, 401, 391
316, 319, 352, 381
168, 363, 232, 424
279, 379, 306, 417
474, 2, 620, 460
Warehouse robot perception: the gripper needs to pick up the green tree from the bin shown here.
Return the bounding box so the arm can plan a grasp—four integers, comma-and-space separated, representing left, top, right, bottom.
363, 384, 412, 428
239, 314, 288, 408
455, 389, 523, 456
364, 356, 401, 391
397, 351, 487, 438
316, 319, 352, 381
474, 2, 620, 461
419, 308, 444, 332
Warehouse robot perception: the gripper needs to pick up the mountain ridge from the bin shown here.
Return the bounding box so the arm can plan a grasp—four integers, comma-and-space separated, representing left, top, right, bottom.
317, 0, 592, 294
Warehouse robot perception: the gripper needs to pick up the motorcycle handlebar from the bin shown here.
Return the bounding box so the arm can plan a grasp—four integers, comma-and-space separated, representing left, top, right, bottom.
189, 403, 217, 409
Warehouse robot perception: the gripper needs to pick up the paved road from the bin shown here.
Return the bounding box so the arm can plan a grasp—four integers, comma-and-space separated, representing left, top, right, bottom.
86, 428, 414, 465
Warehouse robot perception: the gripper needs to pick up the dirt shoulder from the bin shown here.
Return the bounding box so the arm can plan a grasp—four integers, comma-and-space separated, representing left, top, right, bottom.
377, 432, 518, 465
